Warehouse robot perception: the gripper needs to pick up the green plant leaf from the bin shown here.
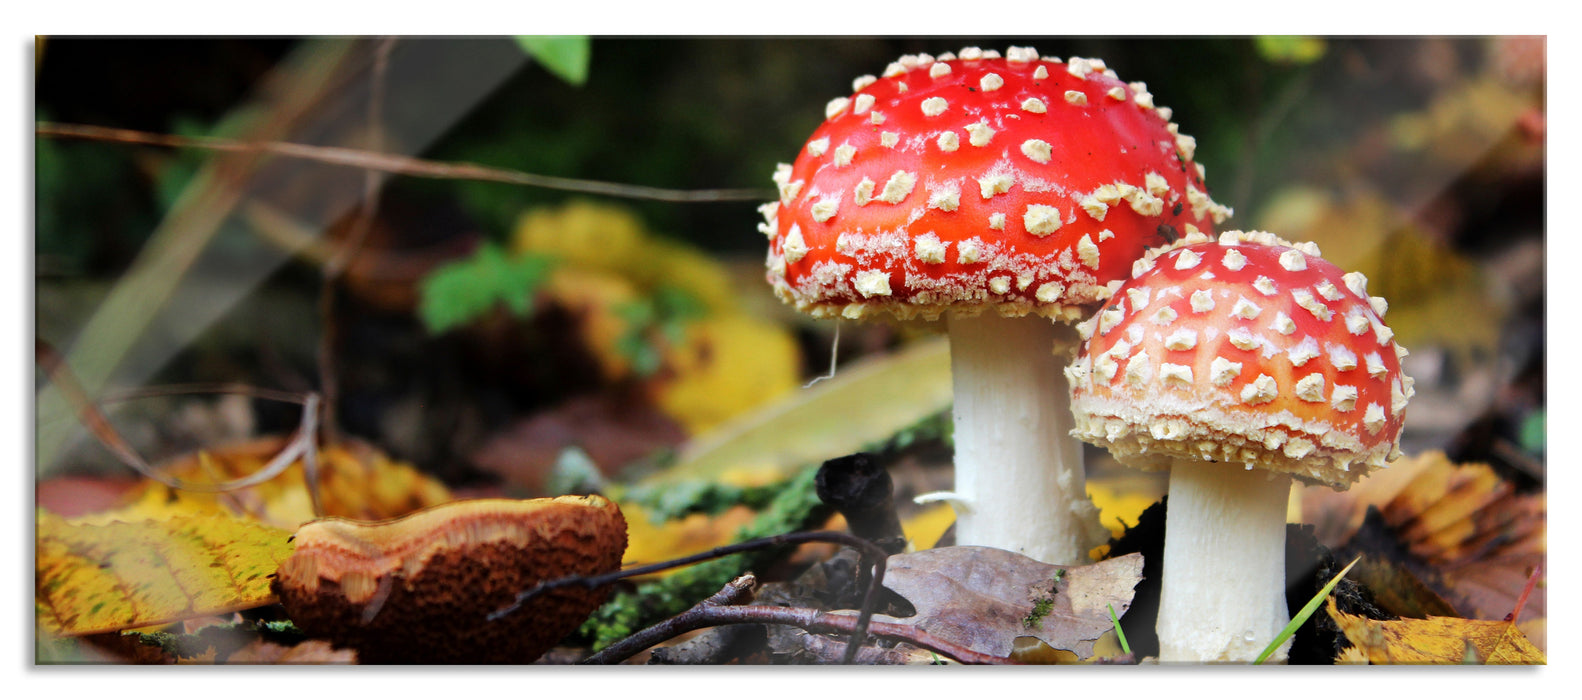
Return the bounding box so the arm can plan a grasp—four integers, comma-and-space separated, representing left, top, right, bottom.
1109, 603, 1131, 656
418, 245, 555, 334
1254, 556, 1359, 664
1519, 408, 1545, 453
514, 36, 591, 86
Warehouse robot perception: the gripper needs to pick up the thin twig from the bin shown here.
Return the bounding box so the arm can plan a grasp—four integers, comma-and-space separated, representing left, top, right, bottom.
589, 573, 759, 664
584, 602, 1013, 666
36, 121, 773, 203
489, 530, 888, 664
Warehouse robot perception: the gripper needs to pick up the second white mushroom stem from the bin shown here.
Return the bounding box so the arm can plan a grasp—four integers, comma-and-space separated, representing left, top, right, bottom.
1157, 458, 1293, 663
943, 312, 1105, 565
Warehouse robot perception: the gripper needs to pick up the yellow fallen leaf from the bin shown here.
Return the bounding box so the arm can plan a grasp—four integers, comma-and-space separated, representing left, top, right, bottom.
511, 199, 649, 275
634, 238, 740, 315
618, 502, 757, 577
108, 438, 452, 530
1388, 76, 1537, 174
904, 477, 1161, 555
650, 313, 800, 435
902, 503, 955, 550
35, 510, 294, 636
1085, 477, 1162, 541
1326, 598, 1545, 664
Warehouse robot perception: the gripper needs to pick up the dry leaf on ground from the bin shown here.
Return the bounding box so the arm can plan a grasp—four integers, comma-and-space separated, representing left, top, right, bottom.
1326, 598, 1544, 664
1308, 451, 1544, 624
620, 502, 757, 576
469, 394, 686, 492
35, 510, 294, 636
872, 547, 1143, 660
648, 313, 801, 435
108, 437, 451, 529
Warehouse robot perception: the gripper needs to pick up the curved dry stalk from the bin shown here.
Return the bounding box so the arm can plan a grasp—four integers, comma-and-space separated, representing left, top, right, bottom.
35, 339, 324, 514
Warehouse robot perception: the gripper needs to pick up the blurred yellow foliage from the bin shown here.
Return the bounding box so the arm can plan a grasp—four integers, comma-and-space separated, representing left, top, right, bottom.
650, 314, 800, 434
632, 238, 740, 315
1256, 188, 1500, 361
512, 199, 649, 275
516, 200, 801, 435
539, 267, 645, 379
512, 199, 738, 315
1388, 77, 1537, 173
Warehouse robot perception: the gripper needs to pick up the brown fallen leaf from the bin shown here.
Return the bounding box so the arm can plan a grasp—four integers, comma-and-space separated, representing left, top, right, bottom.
1309, 451, 1545, 624
872, 547, 1143, 660
1326, 598, 1544, 664
469, 393, 687, 492
35, 510, 294, 637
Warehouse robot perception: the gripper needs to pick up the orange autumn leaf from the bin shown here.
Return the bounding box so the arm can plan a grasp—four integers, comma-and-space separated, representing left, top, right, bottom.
1326, 598, 1545, 665
35, 510, 294, 637
113, 437, 451, 530
1307, 450, 1545, 622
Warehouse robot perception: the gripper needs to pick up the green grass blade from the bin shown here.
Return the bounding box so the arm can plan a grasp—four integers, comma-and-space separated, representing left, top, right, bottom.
1253, 555, 1361, 664
1108, 603, 1131, 656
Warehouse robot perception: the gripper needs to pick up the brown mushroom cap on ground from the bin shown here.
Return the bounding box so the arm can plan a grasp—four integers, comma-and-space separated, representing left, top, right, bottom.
273, 495, 626, 664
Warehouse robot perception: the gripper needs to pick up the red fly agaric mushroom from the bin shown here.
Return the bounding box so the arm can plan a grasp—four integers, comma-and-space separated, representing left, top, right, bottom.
1066, 230, 1413, 662
273, 495, 626, 663
762, 47, 1231, 564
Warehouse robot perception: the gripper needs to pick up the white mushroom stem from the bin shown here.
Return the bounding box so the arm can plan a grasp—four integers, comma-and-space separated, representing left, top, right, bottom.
942, 312, 1104, 564
1157, 458, 1293, 663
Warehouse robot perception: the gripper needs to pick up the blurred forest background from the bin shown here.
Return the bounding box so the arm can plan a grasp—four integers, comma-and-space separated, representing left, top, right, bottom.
33, 37, 1546, 660
35, 36, 1544, 491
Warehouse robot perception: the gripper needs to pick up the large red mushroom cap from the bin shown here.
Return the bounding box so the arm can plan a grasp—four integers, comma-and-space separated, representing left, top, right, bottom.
762, 47, 1232, 323
1067, 230, 1413, 487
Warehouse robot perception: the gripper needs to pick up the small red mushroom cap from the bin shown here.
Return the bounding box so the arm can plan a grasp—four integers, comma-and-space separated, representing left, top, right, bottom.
762, 47, 1231, 323
1066, 230, 1412, 488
